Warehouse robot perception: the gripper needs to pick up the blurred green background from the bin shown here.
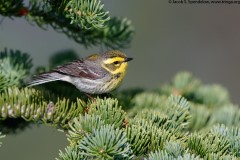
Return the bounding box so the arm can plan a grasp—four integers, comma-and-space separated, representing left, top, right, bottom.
1, 1, 240, 159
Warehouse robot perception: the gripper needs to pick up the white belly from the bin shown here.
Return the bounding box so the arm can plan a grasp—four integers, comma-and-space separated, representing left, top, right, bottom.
60, 76, 110, 94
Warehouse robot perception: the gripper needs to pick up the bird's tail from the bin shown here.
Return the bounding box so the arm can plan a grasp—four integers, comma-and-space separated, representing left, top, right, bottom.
28, 72, 64, 87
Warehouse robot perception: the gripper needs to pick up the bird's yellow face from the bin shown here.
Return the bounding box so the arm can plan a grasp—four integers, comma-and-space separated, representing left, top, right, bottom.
87, 50, 132, 77
102, 56, 131, 75
101, 56, 132, 91
87, 50, 133, 91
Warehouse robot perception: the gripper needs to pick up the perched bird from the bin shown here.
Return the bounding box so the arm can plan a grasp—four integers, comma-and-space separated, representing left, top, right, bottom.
28, 50, 133, 94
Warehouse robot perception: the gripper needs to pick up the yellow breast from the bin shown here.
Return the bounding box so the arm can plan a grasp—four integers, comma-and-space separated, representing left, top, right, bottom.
102, 62, 129, 92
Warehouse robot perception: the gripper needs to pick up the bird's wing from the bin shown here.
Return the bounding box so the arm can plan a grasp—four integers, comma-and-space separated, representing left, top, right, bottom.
53, 60, 104, 80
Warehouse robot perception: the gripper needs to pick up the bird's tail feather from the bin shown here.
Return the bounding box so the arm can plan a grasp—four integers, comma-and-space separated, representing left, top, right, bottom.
28, 72, 64, 87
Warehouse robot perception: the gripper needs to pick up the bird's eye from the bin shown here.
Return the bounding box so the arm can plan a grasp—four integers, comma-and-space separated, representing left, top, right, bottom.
113, 61, 120, 65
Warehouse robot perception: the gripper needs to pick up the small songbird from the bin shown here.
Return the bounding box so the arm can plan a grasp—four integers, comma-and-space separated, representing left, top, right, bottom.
28, 50, 133, 94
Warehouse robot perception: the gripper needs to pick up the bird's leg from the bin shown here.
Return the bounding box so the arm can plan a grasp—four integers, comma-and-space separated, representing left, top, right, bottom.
83, 93, 96, 114
84, 93, 95, 101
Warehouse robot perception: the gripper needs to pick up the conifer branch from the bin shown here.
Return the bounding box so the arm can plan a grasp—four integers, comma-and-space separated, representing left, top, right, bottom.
67, 114, 105, 145
0, 0, 134, 48
88, 97, 127, 128
0, 87, 85, 131
64, 0, 110, 30
58, 145, 83, 160
0, 48, 32, 91
147, 150, 201, 160
0, 0, 25, 17
61, 98, 134, 159
78, 125, 133, 159
211, 124, 240, 157
188, 132, 230, 158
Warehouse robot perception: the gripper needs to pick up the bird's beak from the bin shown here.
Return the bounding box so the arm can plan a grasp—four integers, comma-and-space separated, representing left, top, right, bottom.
124, 57, 133, 62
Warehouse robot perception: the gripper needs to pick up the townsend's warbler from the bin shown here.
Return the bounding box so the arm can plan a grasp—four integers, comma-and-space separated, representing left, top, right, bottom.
28, 50, 133, 94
